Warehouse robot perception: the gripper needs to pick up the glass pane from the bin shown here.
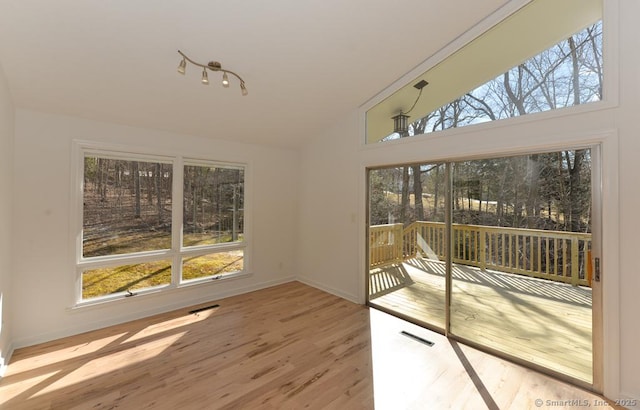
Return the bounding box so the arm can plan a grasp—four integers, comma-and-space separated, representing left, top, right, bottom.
183, 165, 244, 247
449, 150, 593, 383
82, 260, 172, 299
371, 20, 602, 143
368, 164, 447, 330
182, 250, 244, 281
83, 157, 173, 257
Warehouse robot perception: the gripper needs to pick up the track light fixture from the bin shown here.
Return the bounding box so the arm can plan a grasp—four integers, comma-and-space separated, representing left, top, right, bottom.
177, 50, 247, 96
392, 79, 429, 134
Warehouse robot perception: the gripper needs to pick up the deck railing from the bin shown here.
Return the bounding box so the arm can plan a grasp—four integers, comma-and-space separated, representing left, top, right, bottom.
371, 221, 592, 287
369, 223, 404, 268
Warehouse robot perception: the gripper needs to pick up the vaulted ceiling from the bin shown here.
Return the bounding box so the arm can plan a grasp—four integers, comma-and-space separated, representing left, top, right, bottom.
0, 0, 510, 148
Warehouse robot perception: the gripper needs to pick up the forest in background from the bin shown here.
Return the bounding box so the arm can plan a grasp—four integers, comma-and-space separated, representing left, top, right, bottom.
371, 21, 600, 234
83, 158, 244, 258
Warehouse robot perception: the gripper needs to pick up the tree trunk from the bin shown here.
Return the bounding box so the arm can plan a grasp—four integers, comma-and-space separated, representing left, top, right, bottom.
400, 167, 411, 225
412, 164, 424, 221
155, 163, 163, 224
525, 154, 540, 228
133, 161, 141, 218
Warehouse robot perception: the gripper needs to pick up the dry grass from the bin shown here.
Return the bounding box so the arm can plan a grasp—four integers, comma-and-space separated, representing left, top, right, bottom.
82, 233, 244, 299
182, 251, 243, 281
82, 260, 172, 299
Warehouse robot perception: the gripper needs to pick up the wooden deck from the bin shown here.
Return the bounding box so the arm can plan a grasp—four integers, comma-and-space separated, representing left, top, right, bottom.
369, 258, 593, 384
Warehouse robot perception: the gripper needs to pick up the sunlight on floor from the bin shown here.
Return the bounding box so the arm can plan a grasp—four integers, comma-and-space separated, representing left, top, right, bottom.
123, 307, 217, 343
6, 333, 128, 374
368, 308, 613, 409
369, 309, 458, 409
0, 371, 59, 406
31, 332, 186, 398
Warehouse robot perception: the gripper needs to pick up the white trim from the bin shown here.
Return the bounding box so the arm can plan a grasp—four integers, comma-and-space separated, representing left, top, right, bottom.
360, 126, 617, 170
82, 149, 173, 164
599, 130, 621, 400
14, 276, 297, 349
602, 0, 620, 109
296, 276, 360, 305
183, 157, 246, 170
360, 100, 617, 155
180, 241, 246, 255
172, 155, 184, 288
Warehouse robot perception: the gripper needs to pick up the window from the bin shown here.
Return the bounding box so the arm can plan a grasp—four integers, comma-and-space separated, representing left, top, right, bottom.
365, 0, 603, 143
382, 22, 603, 142
181, 163, 245, 282
75, 145, 248, 304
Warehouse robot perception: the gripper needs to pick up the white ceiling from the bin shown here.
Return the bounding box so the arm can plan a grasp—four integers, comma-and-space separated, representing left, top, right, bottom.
0, 0, 510, 149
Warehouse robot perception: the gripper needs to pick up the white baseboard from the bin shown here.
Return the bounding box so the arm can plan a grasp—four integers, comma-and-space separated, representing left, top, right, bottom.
296, 276, 360, 304
7, 275, 359, 362
12, 276, 297, 349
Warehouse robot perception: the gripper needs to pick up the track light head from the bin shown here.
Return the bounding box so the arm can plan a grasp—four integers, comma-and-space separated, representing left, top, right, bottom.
201, 69, 209, 85
240, 82, 248, 96
177, 58, 186, 74
222, 72, 230, 88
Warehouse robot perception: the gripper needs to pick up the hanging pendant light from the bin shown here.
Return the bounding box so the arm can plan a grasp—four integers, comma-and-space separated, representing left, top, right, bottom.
391, 80, 429, 134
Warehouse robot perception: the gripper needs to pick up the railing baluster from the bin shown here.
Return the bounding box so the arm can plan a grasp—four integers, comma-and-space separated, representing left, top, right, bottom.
571, 236, 579, 286
537, 234, 541, 274
553, 238, 560, 278
480, 227, 486, 270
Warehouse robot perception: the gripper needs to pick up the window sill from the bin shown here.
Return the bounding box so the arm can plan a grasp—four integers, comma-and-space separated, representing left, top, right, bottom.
70, 270, 252, 311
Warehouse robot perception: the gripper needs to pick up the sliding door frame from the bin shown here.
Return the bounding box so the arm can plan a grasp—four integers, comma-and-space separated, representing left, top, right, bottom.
365, 143, 603, 392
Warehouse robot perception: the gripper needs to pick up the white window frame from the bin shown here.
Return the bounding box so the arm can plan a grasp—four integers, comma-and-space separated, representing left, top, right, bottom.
179, 158, 247, 284
71, 141, 250, 307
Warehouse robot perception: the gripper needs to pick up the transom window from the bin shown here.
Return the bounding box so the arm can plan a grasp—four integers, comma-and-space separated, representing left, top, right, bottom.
75, 144, 248, 304
365, 0, 603, 143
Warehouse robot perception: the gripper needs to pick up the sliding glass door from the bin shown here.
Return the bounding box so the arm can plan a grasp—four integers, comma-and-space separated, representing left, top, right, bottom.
367, 147, 598, 385
368, 163, 446, 330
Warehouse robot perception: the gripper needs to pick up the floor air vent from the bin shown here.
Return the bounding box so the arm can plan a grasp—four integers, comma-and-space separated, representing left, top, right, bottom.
400, 330, 434, 346
189, 304, 220, 314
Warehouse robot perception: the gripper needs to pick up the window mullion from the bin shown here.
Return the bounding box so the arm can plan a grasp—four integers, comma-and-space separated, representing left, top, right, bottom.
172, 157, 184, 287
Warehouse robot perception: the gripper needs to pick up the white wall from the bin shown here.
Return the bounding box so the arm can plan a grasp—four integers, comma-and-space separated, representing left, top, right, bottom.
0, 63, 14, 375
297, 1, 638, 404
296, 113, 362, 302
11, 109, 299, 347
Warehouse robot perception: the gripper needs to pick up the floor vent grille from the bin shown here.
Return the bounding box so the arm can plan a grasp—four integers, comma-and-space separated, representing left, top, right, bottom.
189, 304, 220, 314
400, 330, 434, 346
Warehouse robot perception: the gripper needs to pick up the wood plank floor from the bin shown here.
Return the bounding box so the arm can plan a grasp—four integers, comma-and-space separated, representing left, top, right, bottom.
1, 281, 618, 409
369, 258, 593, 384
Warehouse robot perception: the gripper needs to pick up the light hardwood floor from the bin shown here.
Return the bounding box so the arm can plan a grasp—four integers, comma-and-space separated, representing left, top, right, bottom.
1, 281, 620, 409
